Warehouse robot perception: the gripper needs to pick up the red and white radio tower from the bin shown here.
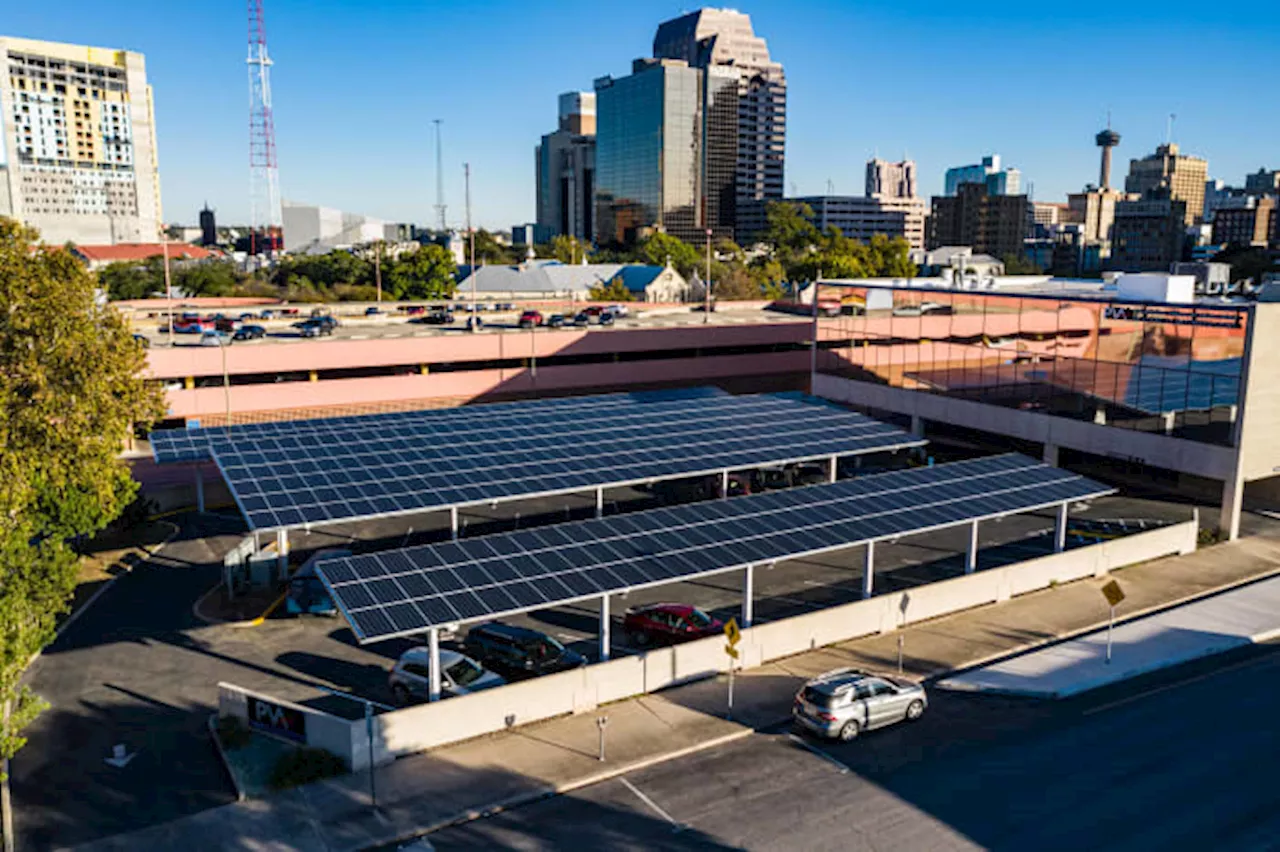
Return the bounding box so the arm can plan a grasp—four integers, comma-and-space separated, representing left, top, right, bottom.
247, 0, 281, 257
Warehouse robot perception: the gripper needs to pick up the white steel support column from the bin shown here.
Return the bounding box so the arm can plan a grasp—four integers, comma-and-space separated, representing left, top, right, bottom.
1054, 502, 1068, 553
194, 464, 205, 513
720, 470, 730, 498
828, 456, 838, 483
595, 487, 604, 519
276, 528, 289, 578
742, 564, 755, 627
862, 542, 875, 599
599, 595, 611, 662
450, 506, 459, 541
965, 519, 979, 574
428, 628, 441, 702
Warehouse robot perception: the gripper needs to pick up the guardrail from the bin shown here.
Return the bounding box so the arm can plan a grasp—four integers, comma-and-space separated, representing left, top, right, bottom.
220, 519, 1197, 769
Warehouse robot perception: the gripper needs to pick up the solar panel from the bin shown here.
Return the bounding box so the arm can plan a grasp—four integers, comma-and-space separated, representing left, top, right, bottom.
317, 454, 1114, 643
149, 387, 730, 464
208, 393, 924, 531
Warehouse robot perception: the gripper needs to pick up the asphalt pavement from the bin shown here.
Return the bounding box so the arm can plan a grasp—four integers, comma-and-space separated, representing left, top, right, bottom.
429, 641, 1280, 851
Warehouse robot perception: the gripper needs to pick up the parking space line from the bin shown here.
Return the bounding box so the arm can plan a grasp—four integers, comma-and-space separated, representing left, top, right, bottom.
619, 777, 683, 831
785, 733, 850, 774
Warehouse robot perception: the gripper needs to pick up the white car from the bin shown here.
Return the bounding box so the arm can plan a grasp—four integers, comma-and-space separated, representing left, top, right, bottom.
199, 330, 231, 347
605, 304, 630, 318
388, 647, 505, 704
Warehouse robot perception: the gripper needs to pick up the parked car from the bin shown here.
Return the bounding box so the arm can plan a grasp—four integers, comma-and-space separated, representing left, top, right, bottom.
233, 324, 267, 341
293, 319, 333, 338
417, 308, 455, 325
171, 318, 210, 334
132, 333, 151, 348
546, 313, 566, 329
365, 306, 382, 315
388, 648, 505, 704
573, 311, 591, 327
259, 309, 277, 319
598, 312, 615, 327
623, 603, 723, 647
285, 549, 352, 617
496, 302, 515, 311
519, 310, 544, 328
404, 305, 426, 316
461, 622, 587, 678
584, 306, 604, 317
605, 304, 630, 318
792, 668, 927, 741
198, 330, 232, 347
311, 314, 339, 330
214, 317, 243, 333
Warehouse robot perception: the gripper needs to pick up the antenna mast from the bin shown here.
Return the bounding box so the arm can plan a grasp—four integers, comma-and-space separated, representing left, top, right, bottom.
433, 119, 446, 231
247, 0, 281, 259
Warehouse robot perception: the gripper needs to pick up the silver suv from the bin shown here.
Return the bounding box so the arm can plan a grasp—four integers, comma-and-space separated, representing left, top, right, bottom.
792, 668, 927, 741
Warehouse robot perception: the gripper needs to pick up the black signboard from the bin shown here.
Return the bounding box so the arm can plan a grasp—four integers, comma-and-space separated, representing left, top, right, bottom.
245, 695, 308, 743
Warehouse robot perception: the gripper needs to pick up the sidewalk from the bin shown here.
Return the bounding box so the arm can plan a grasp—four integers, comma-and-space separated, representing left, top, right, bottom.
71, 529, 1280, 852
936, 573, 1280, 698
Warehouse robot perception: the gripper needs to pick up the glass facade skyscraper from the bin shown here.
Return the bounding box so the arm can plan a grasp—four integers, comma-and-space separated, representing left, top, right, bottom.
594, 58, 734, 246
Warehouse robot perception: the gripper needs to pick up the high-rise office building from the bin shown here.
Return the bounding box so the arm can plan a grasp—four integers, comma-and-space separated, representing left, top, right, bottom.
1111, 188, 1188, 271
790, 195, 926, 250
928, 182, 1028, 258
0, 36, 161, 244
1243, 168, 1280, 196
1212, 195, 1276, 248
944, 154, 1021, 197
199, 204, 216, 246
536, 92, 596, 242
1123, 143, 1208, 226
593, 58, 736, 246
865, 158, 917, 200
653, 9, 785, 241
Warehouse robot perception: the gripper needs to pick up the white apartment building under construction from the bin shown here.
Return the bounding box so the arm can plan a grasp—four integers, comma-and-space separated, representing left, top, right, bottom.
0, 36, 161, 244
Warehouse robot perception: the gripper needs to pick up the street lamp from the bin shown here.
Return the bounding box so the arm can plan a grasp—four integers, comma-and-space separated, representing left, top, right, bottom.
703, 228, 712, 323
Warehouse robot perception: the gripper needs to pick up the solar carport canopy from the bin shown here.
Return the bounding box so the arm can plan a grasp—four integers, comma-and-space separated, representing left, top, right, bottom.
318, 454, 1115, 644
149, 388, 732, 465
191, 392, 925, 532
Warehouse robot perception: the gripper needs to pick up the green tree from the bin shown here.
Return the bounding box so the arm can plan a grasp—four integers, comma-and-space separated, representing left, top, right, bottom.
635, 232, 701, 278
548, 234, 587, 265
97, 257, 164, 300
173, 261, 241, 297
867, 234, 917, 277
0, 218, 164, 828
711, 265, 763, 300
1001, 253, 1043, 275
587, 277, 635, 302
470, 229, 515, 265
760, 201, 821, 265
386, 244, 457, 300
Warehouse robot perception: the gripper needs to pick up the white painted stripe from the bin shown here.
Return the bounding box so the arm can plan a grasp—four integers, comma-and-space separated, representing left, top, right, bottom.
620, 777, 682, 829
786, 733, 850, 774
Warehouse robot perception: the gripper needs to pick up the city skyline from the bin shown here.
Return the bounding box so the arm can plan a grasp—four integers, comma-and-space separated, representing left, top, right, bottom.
4, 0, 1277, 231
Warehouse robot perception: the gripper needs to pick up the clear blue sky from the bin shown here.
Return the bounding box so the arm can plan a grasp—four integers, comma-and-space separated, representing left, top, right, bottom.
7, 0, 1278, 229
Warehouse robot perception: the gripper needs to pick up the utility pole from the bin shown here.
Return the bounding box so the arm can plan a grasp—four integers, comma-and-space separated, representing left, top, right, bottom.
465, 163, 477, 331
433, 119, 446, 231
162, 237, 174, 346
374, 243, 382, 303
703, 228, 712, 323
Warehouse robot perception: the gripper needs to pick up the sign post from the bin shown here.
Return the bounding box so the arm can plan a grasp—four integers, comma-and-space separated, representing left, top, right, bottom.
724, 618, 741, 719
1100, 579, 1126, 664
597, 715, 609, 762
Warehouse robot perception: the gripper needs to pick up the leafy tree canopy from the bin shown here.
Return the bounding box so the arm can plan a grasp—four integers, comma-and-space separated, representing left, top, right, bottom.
587, 277, 635, 302
386, 244, 458, 300
0, 217, 165, 784
635, 232, 701, 278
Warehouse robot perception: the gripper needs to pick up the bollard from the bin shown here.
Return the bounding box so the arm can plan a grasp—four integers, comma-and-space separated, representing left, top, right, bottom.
597, 715, 609, 762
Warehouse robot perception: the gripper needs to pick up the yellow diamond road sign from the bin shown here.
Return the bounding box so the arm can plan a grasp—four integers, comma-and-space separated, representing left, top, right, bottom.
1101, 579, 1125, 608
724, 617, 741, 647
724, 645, 740, 660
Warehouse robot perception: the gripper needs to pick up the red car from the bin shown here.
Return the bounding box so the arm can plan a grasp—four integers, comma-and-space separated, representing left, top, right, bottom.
519, 310, 544, 328
623, 603, 723, 646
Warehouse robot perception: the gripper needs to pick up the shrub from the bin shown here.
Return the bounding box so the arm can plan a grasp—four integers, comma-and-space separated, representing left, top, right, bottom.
268, 747, 347, 790
216, 714, 252, 750
1197, 527, 1224, 546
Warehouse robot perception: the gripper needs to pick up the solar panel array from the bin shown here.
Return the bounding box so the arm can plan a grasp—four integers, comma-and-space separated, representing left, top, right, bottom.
211, 393, 924, 530
316, 454, 1114, 643
149, 387, 731, 464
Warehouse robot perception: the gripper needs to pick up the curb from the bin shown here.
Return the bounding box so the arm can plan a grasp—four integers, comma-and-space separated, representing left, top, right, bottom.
927, 561, 1280, 686
377, 728, 755, 849
56, 520, 180, 642
206, 713, 248, 802
191, 585, 286, 629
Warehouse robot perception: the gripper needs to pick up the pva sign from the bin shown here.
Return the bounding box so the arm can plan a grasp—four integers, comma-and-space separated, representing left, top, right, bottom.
246, 695, 308, 743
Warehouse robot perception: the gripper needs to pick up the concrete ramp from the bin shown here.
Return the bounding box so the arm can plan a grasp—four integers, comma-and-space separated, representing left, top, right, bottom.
936, 575, 1280, 698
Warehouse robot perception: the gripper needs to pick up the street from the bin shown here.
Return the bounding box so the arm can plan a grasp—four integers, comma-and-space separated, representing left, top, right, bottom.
430, 642, 1280, 851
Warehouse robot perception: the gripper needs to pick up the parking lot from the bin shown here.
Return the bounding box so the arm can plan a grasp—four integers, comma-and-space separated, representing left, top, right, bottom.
11, 450, 1200, 848
131, 303, 807, 348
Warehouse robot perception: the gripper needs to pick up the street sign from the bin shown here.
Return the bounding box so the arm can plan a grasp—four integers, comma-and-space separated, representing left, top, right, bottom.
1101, 579, 1125, 608
724, 617, 741, 647
724, 645, 739, 660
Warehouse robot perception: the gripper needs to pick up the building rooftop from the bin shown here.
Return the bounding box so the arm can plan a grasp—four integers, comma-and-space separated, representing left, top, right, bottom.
74, 243, 217, 264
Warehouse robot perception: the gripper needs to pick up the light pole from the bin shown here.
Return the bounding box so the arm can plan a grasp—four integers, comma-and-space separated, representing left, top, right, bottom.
221, 335, 232, 427
373, 242, 382, 304
703, 228, 712, 322
162, 237, 174, 346
465, 163, 478, 331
